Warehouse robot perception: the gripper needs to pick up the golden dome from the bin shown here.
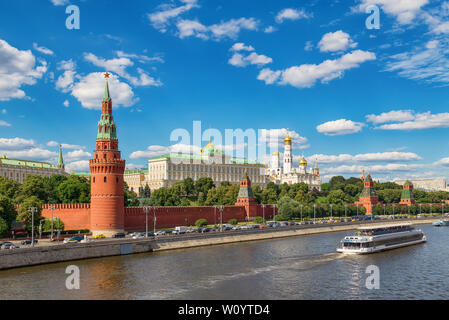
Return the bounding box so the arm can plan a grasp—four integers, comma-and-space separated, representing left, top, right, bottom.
272, 151, 280, 156
284, 134, 292, 145
204, 139, 215, 149
299, 155, 307, 166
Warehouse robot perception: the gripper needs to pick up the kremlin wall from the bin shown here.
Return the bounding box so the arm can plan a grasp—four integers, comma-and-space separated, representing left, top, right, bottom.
40, 74, 275, 236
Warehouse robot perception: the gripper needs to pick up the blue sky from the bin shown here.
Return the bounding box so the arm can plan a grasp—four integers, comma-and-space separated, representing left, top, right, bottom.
0, 0, 449, 182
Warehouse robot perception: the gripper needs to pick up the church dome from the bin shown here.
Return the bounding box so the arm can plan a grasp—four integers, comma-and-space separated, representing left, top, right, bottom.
272, 151, 280, 156
299, 156, 307, 166
284, 134, 292, 145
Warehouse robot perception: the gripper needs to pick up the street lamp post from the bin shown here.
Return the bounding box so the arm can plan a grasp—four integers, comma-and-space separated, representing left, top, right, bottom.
313, 204, 316, 223
273, 204, 276, 222
356, 204, 359, 216
144, 207, 149, 238
28, 207, 38, 248
419, 204, 422, 215
330, 204, 333, 220
300, 204, 303, 222
383, 204, 386, 216
49, 205, 55, 240
392, 204, 395, 219
345, 204, 347, 219
153, 207, 157, 236
219, 206, 224, 231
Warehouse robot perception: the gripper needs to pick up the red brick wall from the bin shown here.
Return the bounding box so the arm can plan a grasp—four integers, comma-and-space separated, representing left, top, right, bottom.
39, 203, 277, 232
124, 206, 248, 231
41, 204, 91, 231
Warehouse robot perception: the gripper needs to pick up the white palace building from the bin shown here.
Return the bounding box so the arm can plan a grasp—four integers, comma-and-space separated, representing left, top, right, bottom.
266, 133, 322, 191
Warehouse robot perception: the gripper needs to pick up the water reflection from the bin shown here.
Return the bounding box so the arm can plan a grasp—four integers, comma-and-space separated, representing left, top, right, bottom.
0, 225, 448, 300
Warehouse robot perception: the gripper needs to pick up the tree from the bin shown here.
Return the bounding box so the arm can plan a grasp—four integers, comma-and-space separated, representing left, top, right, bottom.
16, 175, 50, 203
182, 178, 195, 196
42, 217, 65, 232
56, 176, 90, 204
277, 196, 300, 221
195, 177, 215, 196
0, 217, 7, 235
124, 182, 140, 207
0, 195, 17, 231
228, 219, 238, 225
143, 184, 151, 198
328, 190, 353, 205
253, 216, 264, 224
43, 175, 69, 203
17, 196, 43, 232
0, 177, 20, 199
195, 219, 208, 227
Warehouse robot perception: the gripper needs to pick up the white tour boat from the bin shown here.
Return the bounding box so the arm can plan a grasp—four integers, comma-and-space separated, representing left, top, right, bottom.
337, 223, 426, 255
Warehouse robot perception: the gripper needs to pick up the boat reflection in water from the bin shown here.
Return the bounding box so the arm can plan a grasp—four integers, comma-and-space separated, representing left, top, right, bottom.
337, 223, 426, 255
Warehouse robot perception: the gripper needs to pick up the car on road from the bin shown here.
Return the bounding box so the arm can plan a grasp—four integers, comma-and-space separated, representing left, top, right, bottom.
155, 231, 166, 236
1, 242, 18, 250
63, 238, 78, 244
201, 228, 211, 233
80, 238, 94, 244
94, 234, 106, 239
132, 233, 145, 239
232, 226, 241, 230
50, 237, 65, 242
112, 232, 126, 239
21, 239, 38, 246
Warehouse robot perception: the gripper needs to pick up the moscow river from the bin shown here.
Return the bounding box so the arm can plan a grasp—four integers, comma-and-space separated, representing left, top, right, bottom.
1, 224, 448, 300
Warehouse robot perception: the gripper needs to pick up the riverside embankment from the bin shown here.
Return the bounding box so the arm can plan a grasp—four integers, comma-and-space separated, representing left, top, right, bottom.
0, 218, 438, 270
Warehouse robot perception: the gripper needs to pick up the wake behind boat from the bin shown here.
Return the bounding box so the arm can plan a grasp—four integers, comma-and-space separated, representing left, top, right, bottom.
337, 223, 426, 255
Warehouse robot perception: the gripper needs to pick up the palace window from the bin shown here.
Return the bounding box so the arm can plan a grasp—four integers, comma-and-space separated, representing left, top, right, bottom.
104, 177, 107, 183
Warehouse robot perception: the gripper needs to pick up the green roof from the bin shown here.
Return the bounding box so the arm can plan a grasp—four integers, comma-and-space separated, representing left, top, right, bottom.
125, 169, 149, 174
104, 79, 111, 101
151, 153, 263, 165
0, 157, 59, 170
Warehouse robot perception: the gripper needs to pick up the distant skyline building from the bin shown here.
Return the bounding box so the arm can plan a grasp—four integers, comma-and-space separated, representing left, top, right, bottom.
129, 139, 267, 192
394, 178, 448, 192
267, 133, 321, 191
0, 146, 68, 184
399, 180, 416, 206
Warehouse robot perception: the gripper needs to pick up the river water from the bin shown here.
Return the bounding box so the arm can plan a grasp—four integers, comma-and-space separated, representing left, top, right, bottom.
0, 225, 448, 300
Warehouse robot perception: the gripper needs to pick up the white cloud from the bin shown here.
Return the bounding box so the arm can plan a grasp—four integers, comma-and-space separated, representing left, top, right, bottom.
230, 43, 255, 52
0, 138, 35, 150
71, 72, 137, 109
229, 52, 272, 67
65, 149, 92, 162
304, 41, 314, 51
177, 19, 209, 39
0, 148, 57, 162
0, 121, 11, 127
0, 39, 47, 101
372, 111, 449, 130
176, 17, 259, 40
311, 152, 422, 164
148, 0, 199, 32
355, 0, 429, 25
50, 0, 69, 6
366, 110, 415, 124
116, 51, 164, 64
65, 160, 90, 173
385, 38, 449, 84
323, 163, 425, 175
317, 119, 365, 136
318, 30, 357, 52
47, 141, 86, 150
84, 53, 162, 87
63, 100, 69, 108
275, 8, 311, 24
33, 43, 54, 56
259, 50, 376, 89
259, 128, 308, 150
264, 26, 277, 33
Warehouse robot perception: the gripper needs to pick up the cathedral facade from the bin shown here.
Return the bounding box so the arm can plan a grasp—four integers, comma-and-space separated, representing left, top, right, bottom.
267, 133, 321, 191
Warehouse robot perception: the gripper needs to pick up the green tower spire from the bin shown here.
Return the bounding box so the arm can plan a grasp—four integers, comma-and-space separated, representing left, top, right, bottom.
57, 145, 65, 170
104, 77, 111, 101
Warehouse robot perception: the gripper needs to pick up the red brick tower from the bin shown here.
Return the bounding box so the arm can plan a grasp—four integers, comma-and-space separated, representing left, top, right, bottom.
89, 73, 126, 237
400, 180, 415, 206
355, 171, 379, 215
235, 170, 258, 219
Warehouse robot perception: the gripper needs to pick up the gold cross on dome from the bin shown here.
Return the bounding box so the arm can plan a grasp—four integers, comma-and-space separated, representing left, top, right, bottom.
104, 72, 111, 79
